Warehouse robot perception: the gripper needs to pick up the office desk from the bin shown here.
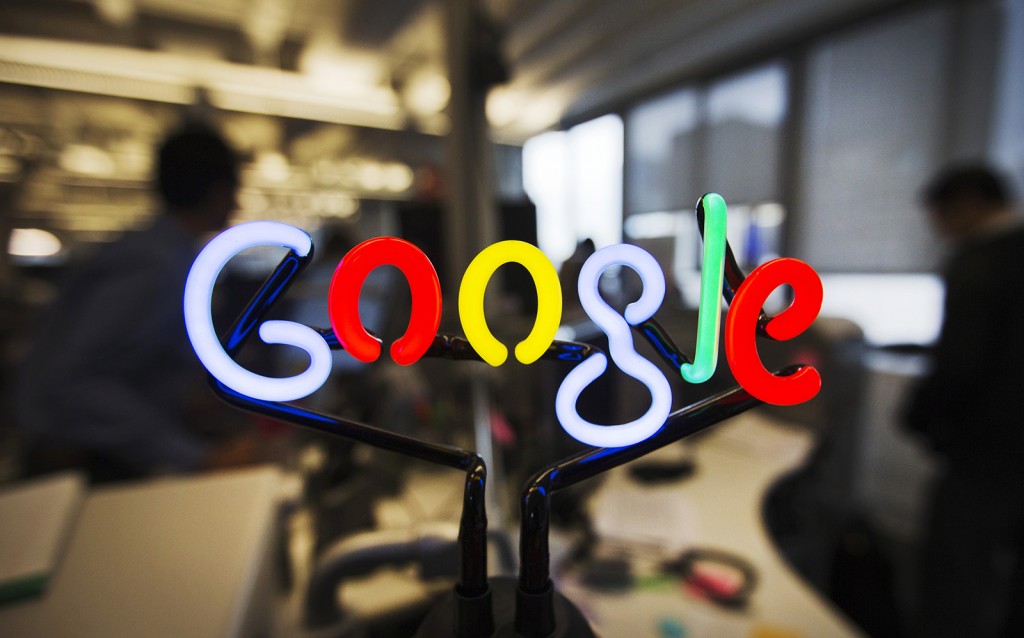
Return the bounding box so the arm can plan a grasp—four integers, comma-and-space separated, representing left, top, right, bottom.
0, 466, 284, 638
558, 412, 863, 638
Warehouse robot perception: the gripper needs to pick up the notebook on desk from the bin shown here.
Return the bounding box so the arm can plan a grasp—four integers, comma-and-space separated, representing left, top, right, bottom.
0, 472, 86, 604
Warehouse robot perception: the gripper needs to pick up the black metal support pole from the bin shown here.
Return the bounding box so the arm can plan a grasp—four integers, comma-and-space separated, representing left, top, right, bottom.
514, 367, 807, 635
458, 454, 488, 598
213, 249, 492, 601
211, 244, 611, 637
635, 317, 695, 370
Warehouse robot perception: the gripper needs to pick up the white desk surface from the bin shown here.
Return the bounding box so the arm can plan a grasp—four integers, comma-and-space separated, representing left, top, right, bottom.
0, 466, 283, 638
558, 411, 864, 638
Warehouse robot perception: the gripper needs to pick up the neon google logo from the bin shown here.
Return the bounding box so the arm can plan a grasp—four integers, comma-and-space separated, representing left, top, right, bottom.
183, 193, 823, 448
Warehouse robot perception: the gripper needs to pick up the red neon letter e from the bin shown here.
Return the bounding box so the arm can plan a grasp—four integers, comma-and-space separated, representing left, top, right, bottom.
725, 257, 822, 406
328, 237, 442, 365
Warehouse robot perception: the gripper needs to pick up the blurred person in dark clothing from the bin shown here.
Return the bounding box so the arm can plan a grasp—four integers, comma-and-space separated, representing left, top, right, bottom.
15, 124, 255, 481
904, 164, 1024, 638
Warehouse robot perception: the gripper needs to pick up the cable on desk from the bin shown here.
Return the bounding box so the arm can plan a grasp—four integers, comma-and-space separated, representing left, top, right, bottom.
663, 547, 758, 609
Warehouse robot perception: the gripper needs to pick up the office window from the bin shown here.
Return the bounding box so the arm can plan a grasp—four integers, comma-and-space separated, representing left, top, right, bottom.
625, 87, 699, 216
794, 6, 951, 273
991, 0, 1024, 196
705, 64, 787, 206
524, 114, 623, 267
624, 64, 788, 305
705, 64, 788, 270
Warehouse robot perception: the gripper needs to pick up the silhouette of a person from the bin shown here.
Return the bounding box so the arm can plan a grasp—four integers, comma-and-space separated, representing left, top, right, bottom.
16, 124, 254, 480
905, 164, 1024, 638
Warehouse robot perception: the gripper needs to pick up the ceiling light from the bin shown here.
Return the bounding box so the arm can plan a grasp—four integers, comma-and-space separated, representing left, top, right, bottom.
0, 156, 21, 180
358, 162, 386, 190
0, 36, 403, 130
59, 144, 116, 177
256, 152, 290, 183
314, 192, 358, 218
8, 228, 63, 261
486, 87, 523, 128
384, 163, 414, 192
403, 68, 450, 117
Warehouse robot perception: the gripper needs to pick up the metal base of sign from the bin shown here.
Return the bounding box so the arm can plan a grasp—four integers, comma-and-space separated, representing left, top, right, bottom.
414, 576, 595, 638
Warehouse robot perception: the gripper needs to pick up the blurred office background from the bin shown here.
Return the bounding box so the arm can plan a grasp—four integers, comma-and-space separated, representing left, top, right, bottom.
0, 0, 1021, 637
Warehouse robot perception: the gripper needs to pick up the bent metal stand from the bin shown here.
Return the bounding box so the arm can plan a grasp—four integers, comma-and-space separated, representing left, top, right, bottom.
209, 196, 800, 637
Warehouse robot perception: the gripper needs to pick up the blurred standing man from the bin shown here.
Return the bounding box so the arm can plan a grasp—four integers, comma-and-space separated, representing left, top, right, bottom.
16, 124, 253, 481
905, 164, 1024, 638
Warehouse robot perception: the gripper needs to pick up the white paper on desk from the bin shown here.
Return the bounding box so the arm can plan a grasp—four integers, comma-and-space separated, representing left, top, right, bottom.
588, 479, 698, 554
0, 471, 85, 602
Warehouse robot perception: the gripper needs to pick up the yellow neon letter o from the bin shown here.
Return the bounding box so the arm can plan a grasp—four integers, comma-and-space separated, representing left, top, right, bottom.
458, 240, 562, 366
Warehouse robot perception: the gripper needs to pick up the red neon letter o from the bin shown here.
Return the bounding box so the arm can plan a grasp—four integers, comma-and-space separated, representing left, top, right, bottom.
725, 257, 823, 406
328, 237, 442, 365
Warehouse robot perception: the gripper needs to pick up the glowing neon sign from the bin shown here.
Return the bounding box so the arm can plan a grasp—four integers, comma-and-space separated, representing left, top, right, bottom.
555, 244, 673, 447
725, 257, 823, 405
183, 221, 332, 402
459, 240, 562, 366
329, 237, 441, 365
184, 194, 822, 447
682, 192, 727, 384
